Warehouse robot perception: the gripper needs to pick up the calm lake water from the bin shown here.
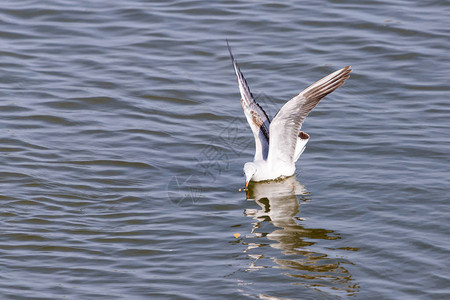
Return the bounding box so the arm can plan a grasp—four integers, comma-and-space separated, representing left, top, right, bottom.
0, 1, 449, 299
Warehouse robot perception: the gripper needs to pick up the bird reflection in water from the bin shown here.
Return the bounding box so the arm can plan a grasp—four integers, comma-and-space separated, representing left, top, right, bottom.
242, 176, 359, 296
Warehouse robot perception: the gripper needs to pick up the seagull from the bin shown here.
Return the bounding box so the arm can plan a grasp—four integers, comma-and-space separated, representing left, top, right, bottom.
227, 42, 351, 188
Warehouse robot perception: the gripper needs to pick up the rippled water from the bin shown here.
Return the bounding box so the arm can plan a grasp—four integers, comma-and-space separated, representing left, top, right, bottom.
0, 1, 449, 299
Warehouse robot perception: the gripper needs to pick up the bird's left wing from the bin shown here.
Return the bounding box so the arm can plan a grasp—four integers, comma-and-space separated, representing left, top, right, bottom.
227, 42, 270, 161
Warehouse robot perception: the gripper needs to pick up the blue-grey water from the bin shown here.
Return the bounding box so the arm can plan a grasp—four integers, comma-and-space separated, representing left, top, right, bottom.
0, 1, 449, 299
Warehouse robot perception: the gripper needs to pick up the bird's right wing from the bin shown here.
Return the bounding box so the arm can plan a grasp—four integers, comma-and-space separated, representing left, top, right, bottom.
227, 42, 271, 161
268, 66, 352, 166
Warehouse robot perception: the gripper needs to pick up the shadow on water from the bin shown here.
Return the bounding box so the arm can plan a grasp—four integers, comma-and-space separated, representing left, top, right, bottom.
240, 176, 360, 297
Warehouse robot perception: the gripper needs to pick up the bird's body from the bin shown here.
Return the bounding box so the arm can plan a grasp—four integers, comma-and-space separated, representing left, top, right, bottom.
245, 130, 310, 182
227, 42, 351, 185
245, 160, 294, 182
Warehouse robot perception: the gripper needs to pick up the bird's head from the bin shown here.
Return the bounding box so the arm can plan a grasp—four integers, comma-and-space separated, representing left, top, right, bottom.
243, 162, 257, 189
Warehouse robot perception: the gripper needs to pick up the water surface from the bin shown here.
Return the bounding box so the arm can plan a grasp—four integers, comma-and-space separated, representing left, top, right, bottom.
0, 0, 449, 299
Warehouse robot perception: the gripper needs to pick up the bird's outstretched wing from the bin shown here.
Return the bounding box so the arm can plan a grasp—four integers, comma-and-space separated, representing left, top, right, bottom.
227, 42, 271, 161
267, 66, 352, 166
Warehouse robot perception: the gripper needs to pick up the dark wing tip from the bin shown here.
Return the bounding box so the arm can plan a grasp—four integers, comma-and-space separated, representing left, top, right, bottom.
343, 66, 352, 78
226, 39, 235, 63
300, 65, 352, 110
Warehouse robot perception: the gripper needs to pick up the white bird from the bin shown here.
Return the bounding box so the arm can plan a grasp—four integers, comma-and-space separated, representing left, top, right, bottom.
227, 43, 351, 187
